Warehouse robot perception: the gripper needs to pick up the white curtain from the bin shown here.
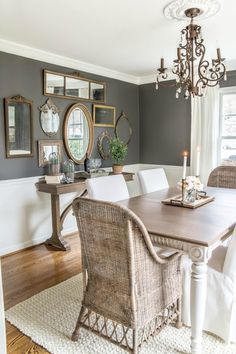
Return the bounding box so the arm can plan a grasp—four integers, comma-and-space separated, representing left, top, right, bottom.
190, 86, 220, 185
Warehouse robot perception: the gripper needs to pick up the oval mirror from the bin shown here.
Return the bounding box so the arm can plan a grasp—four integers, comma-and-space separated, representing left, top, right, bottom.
63, 103, 94, 164
115, 111, 132, 146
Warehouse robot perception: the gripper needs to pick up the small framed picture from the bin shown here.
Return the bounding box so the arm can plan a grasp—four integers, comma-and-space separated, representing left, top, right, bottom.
38, 140, 63, 167
93, 104, 116, 127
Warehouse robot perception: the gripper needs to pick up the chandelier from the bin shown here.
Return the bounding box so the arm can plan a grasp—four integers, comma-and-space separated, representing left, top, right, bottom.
156, 7, 227, 99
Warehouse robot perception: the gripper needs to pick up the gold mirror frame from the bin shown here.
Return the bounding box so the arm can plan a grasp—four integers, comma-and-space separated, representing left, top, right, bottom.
97, 131, 111, 160
63, 103, 94, 164
115, 111, 132, 145
4, 95, 34, 158
44, 70, 106, 103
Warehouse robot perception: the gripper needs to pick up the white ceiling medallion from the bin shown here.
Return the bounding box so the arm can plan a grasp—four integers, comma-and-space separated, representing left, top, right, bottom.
164, 0, 221, 21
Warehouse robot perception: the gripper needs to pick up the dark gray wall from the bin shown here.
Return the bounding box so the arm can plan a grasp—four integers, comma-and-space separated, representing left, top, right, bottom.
0, 52, 139, 180
139, 82, 191, 166
139, 71, 236, 166
220, 70, 236, 87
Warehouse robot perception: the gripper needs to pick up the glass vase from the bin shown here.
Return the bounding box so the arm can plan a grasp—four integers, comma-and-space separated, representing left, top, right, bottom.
63, 159, 75, 183
183, 188, 196, 203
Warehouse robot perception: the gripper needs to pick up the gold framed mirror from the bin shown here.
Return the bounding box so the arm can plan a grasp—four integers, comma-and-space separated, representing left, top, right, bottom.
44, 70, 106, 103
4, 95, 34, 158
63, 103, 94, 164
115, 111, 132, 145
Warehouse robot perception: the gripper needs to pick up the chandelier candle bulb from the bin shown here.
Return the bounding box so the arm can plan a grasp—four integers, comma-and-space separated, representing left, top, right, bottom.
177, 48, 181, 61
217, 48, 221, 61
161, 58, 164, 70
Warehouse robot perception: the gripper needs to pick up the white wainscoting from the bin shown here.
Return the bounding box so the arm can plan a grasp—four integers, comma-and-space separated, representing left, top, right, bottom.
0, 260, 6, 354
0, 164, 188, 256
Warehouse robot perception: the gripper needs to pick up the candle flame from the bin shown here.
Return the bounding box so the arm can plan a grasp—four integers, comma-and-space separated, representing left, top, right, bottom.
197, 146, 201, 152
182, 150, 188, 157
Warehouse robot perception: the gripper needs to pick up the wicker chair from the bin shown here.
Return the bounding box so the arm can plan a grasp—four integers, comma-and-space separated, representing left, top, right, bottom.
72, 197, 183, 353
207, 166, 236, 188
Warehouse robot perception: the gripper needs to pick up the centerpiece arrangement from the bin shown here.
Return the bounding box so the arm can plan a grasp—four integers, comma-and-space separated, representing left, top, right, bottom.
109, 137, 128, 174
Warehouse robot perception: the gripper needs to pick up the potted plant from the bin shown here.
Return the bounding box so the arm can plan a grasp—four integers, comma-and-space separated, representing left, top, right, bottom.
109, 137, 128, 174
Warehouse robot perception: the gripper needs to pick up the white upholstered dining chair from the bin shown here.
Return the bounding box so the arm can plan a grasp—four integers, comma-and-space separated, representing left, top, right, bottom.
86, 174, 129, 202
137, 168, 169, 194
182, 227, 236, 343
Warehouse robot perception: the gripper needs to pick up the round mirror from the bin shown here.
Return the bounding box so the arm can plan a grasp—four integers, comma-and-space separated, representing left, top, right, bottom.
115, 111, 132, 145
63, 103, 94, 164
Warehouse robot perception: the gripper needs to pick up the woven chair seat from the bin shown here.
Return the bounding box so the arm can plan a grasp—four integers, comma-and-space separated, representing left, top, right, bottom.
72, 197, 183, 353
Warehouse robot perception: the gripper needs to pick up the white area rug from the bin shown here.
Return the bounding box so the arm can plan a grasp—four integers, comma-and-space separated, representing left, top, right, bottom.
6, 274, 236, 354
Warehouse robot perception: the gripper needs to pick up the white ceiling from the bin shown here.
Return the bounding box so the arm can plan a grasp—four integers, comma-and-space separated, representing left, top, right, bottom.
0, 0, 235, 84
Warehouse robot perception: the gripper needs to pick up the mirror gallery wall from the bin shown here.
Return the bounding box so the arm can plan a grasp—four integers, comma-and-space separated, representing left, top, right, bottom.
0, 51, 140, 180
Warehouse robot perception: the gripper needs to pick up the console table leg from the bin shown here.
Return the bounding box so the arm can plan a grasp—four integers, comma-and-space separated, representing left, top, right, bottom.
45, 194, 71, 251
190, 260, 207, 354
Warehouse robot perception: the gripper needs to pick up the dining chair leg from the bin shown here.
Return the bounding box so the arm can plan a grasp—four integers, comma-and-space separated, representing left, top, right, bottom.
133, 329, 138, 354
176, 297, 183, 328
71, 305, 86, 341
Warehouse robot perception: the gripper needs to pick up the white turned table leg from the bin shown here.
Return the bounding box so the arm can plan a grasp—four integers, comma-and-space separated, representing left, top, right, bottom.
190, 260, 207, 354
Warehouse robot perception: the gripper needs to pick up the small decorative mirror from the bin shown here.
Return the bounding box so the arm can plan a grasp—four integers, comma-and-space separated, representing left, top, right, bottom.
39, 98, 60, 137
38, 140, 62, 167
115, 111, 132, 145
97, 131, 111, 160
63, 103, 94, 164
4, 95, 34, 158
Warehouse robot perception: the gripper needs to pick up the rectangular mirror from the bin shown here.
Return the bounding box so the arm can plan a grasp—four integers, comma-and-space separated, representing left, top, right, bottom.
4, 95, 34, 158
93, 104, 116, 127
44, 70, 106, 103
45, 72, 64, 96
65, 77, 89, 99
90, 82, 105, 101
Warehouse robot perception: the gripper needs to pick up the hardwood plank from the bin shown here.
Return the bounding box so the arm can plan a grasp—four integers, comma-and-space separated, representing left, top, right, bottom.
2, 233, 82, 354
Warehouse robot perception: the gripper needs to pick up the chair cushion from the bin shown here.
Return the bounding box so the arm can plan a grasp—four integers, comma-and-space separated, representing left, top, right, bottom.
137, 168, 169, 194
86, 174, 129, 202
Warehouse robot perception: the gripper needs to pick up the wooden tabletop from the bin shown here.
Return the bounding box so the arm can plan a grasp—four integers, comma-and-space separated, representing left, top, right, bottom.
119, 187, 236, 247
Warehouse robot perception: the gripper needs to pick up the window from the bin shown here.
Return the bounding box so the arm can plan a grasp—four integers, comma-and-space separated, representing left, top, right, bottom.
218, 87, 236, 164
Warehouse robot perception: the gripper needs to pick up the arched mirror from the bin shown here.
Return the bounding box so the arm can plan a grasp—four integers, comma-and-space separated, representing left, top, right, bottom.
115, 111, 132, 145
63, 103, 94, 164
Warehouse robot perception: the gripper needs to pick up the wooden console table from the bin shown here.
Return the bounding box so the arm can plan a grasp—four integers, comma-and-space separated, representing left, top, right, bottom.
36, 172, 134, 251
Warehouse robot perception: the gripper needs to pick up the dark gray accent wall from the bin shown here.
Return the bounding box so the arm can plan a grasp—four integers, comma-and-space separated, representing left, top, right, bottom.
0, 52, 139, 180
139, 82, 191, 166
139, 70, 236, 166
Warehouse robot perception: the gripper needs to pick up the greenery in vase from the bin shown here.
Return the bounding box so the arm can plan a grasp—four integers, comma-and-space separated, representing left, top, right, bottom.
109, 137, 128, 165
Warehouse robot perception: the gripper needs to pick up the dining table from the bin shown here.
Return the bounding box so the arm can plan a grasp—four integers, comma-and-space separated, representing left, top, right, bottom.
118, 186, 236, 354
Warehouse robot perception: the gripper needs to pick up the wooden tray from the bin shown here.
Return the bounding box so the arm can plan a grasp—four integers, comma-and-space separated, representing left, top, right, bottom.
162, 194, 215, 209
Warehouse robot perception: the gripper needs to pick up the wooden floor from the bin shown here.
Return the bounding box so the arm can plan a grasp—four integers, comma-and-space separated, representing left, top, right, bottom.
2, 233, 82, 354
